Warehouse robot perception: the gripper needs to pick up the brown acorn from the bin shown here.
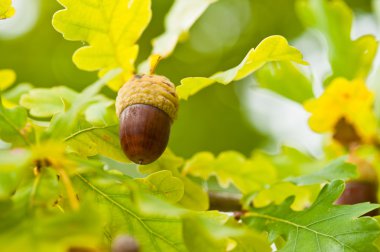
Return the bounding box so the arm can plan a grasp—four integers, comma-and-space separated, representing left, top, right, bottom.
116, 74, 178, 165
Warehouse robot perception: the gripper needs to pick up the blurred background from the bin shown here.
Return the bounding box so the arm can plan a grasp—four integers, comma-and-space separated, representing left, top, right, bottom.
0, 0, 376, 158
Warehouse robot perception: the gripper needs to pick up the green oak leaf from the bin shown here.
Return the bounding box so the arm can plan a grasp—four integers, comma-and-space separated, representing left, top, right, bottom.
177, 35, 307, 100
244, 180, 380, 252
152, 0, 219, 58
20, 86, 78, 118
75, 173, 188, 252
139, 150, 209, 211
45, 68, 121, 140
53, 0, 151, 90
287, 157, 357, 185
65, 125, 128, 163
183, 151, 277, 194
296, 0, 377, 85
255, 62, 314, 103
0, 0, 15, 20
135, 170, 184, 203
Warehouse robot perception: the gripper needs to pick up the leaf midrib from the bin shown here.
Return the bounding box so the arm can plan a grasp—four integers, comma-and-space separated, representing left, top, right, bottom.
76, 174, 181, 252
247, 212, 357, 251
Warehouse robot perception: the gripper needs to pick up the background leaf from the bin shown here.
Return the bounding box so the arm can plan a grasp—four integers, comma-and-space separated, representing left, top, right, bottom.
151, 0, 219, 58
20, 86, 78, 118
255, 62, 314, 103
296, 0, 377, 85
177, 35, 307, 100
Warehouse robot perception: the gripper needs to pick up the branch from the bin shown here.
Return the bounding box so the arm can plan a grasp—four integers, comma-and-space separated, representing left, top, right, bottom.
208, 191, 242, 212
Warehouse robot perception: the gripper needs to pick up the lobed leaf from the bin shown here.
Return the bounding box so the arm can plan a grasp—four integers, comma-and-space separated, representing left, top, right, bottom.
45, 68, 121, 139
20, 86, 78, 118
177, 35, 307, 100
183, 151, 277, 194
244, 180, 380, 252
296, 0, 378, 85
53, 0, 151, 90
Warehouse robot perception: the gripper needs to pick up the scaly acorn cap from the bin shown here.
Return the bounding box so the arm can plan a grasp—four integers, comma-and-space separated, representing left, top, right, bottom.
116, 74, 179, 121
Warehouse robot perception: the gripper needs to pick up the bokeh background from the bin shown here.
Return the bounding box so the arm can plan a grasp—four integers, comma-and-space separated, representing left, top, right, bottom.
0, 0, 375, 158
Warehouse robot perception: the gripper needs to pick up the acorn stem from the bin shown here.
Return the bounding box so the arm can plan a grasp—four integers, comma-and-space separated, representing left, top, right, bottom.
149, 55, 162, 75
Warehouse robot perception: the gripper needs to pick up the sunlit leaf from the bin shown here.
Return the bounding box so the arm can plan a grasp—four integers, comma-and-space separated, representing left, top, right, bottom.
244, 180, 380, 252
20, 86, 78, 118
252, 182, 320, 211
152, 0, 219, 58
136, 170, 184, 203
183, 151, 277, 194
65, 125, 128, 163
178, 35, 307, 100
53, 0, 151, 90
297, 0, 377, 85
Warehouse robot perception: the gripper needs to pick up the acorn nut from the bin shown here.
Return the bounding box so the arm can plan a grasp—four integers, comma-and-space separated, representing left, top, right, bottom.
116, 74, 178, 165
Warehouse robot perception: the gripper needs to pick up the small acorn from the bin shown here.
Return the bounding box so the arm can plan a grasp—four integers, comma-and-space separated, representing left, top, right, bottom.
116, 74, 178, 165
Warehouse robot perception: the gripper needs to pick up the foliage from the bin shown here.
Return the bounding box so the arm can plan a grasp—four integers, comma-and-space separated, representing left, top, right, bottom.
1, 0, 380, 251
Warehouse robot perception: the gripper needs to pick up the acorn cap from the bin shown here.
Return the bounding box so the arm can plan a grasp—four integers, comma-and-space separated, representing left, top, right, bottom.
116, 74, 179, 120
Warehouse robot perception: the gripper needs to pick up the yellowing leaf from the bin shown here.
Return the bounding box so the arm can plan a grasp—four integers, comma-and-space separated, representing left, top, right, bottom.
0, 69, 16, 90
177, 35, 307, 100
52, 0, 152, 90
183, 151, 277, 194
152, 0, 219, 58
0, 0, 15, 20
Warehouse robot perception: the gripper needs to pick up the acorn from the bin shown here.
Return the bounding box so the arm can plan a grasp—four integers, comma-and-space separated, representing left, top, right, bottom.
116, 74, 178, 165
